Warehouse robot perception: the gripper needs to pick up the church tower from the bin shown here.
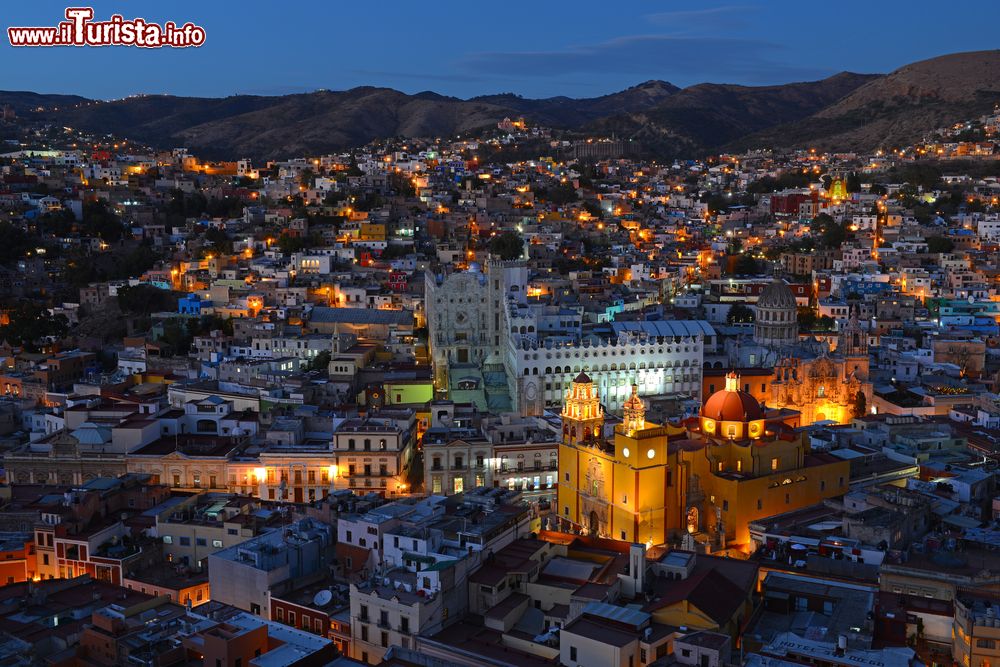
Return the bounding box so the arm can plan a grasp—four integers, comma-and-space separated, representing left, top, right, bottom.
838, 307, 869, 380
561, 372, 604, 445
621, 384, 646, 436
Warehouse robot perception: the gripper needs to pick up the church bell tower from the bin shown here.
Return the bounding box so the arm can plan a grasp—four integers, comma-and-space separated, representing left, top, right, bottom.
561, 372, 604, 445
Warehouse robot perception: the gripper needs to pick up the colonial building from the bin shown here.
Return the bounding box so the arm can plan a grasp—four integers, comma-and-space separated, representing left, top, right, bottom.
425, 260, 527, 392
729, 279, 873, 426
768, 310, 873, 425
508, 320, 714, 416
557, 372, 850, 547
332, 410, 416, 497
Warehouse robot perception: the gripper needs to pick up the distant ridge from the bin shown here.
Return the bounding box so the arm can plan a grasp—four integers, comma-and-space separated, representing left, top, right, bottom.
4, 51, 998, 160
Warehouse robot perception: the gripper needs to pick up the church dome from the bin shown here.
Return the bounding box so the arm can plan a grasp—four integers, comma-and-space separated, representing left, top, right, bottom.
754, 279, 798, 348
702, 372, 764, 422
758, 279, 797, 311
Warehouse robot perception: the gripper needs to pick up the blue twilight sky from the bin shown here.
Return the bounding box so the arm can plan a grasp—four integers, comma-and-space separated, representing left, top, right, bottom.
2, 1, 998, 100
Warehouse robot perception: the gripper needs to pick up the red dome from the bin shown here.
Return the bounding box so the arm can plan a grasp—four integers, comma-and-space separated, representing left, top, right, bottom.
702, 385, 764, 422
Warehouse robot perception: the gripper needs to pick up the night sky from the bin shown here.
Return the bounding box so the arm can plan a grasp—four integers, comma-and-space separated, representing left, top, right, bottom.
3, 1, 998, 100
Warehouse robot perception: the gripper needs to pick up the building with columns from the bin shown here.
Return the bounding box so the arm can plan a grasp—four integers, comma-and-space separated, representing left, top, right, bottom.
507, 320, 714, 416
425, 258, 713, 414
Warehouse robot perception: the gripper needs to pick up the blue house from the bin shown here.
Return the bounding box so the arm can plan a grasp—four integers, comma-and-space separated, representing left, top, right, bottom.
178, 293, 203, 315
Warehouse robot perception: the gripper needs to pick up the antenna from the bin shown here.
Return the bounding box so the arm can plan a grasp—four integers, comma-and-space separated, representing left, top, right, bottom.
313, 589, 333, 607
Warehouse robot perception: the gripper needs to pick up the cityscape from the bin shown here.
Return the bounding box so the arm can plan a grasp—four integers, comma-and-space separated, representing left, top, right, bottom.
3, 5, 1000, 667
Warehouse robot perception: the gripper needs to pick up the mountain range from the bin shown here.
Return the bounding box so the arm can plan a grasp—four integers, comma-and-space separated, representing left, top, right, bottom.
4, 50, 1000, 161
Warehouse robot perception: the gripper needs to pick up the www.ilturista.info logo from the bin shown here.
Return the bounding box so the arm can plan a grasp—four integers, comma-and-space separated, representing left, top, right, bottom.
8, 7, 206, 48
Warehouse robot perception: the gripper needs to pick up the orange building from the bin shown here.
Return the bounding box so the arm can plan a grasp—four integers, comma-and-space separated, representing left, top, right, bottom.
0, 537, 34, 584
558, 372, 850, 548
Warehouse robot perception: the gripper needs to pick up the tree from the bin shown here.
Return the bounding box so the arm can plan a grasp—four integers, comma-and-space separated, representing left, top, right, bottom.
925, 236, 954, 253
299, 168, 315, 189
0, 301, 69, 350
82, 199, 125, 242
727, 303, 755, 324
489, 231, 524, 260
845, 172, 862, 193
733, 254, 759, 276
852, 390, 867, 419
159, 318, 192, 355
203, 226, 233, 255
542, 183, 578, 206
307, 350, 331, 372
810, 213, 848, 249
0, 222, 33, 265
117, 285, 177, 315
797, 307, 817, 331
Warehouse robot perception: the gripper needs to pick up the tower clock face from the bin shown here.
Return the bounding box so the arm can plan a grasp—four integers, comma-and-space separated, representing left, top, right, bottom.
749, 422, 761, 436
703, 419, 715, 434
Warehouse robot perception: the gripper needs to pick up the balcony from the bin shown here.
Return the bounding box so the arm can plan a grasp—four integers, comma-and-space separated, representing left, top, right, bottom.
451, 464, 467, 471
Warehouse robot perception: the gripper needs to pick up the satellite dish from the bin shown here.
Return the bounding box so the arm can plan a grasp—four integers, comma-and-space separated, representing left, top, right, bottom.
313, 589, 333, 607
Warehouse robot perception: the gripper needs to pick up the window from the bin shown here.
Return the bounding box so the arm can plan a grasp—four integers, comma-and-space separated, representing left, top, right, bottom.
621, 530, 627, 540
276, 608, 284, 621
361, 625, 368, 641
570, 647, 577, 661
162, 536, 173, 544
227, 528, 238, 535
288, 612, 295, 626
771, 457, 779, 471
401, 617, 409, 633
723, 500, 729, 511
757, 499, 762, 510
179, 537, 191, 546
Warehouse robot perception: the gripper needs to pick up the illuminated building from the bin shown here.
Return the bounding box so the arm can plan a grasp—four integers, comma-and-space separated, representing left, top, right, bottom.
729, 280, 873, 425
557, 372, 850, 547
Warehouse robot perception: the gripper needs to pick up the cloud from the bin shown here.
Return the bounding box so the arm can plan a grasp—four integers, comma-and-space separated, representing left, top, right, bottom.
644, 4, 756, 29
460, 34, 831, 86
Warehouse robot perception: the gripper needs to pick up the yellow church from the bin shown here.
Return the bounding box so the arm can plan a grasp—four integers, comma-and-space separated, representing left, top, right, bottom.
556, 371, 850, 548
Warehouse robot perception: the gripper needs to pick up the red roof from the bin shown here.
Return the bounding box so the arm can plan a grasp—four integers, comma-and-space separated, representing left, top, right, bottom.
703, 387, 763, 422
